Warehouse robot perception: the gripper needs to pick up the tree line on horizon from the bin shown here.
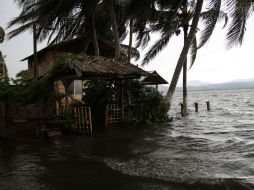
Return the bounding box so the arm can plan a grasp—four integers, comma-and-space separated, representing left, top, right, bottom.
6, 0, 254, 114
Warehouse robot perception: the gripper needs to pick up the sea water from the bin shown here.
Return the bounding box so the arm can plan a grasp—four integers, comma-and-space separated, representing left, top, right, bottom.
0, 89, 253, 190
104, 89, 254, 188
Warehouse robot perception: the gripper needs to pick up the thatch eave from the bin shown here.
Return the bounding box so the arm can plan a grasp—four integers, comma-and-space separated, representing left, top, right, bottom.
50, 54, 149, 81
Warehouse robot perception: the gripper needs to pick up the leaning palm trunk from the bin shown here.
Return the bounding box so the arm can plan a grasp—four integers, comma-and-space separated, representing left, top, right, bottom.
166, 0, 204, 106
2, 63, 9, 81
109, 0, 121, 60
91, 13, 100, 56
128, 19, 133, 63
33, 24, 38, 78
182, 25, 188, 116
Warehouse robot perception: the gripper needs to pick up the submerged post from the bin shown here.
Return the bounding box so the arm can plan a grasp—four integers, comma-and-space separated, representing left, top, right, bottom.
180, 103, 184, 116
206, 101, 210, 111
194, 103, 198, 112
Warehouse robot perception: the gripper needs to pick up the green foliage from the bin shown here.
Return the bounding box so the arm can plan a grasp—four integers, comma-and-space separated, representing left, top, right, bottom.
0, 77, 53, 106
83, 80, 170, 128
124, 80, 170, 127
83, 80, 116, 127
48, 112, 76, 134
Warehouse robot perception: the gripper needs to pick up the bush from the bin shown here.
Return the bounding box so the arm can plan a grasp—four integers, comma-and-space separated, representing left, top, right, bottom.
124, 80, 170, 126
83, 80, 115, 127
83, 80, 170, 127
0, 77, 53, 107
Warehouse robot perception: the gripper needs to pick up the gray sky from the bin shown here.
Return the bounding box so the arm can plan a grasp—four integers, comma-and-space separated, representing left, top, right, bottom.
1, 0, 254, 84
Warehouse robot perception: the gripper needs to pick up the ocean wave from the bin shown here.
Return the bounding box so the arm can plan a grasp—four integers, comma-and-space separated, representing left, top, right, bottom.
103, 158, 254, 189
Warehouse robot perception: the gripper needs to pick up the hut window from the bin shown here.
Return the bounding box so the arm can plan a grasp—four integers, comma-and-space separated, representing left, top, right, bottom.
68, 80, 83, 95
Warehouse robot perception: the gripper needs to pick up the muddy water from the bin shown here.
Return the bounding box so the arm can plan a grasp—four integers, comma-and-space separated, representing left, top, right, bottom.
0, 89, 254, 190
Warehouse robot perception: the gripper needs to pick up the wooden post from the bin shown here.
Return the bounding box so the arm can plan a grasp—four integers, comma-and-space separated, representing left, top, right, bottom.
206, 101, 210, 111
33, 24, 38, 79
120, 80, 124, 121
194, 103, 198, 112
180, 103, 184, 116
62, 80, 72, 111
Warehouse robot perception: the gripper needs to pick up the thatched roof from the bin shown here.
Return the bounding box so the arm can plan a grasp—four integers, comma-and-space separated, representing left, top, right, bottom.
51, 54, 149, 80
141, 71, 168, 85
21, 38, 126, 62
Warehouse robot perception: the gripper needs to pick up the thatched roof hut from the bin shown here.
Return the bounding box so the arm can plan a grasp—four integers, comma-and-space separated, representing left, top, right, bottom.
21, 38, 127, 62
51, 54, 149, 81
141, 71, 168, 85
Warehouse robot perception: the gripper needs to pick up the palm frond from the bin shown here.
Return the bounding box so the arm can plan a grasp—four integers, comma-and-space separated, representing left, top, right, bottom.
226, 0, 254, 48
189, 34, 197, 69
120, 44, 140, 61
142, 32, 172, 66
198, 0, 222, 49
218, 11, 228, 29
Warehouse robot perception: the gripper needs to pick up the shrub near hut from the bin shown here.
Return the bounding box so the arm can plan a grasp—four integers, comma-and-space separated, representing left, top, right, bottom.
83, 80, 170, 128
0, 77, 55, 138
83, 80, 116, 128
124, 80, 170, 126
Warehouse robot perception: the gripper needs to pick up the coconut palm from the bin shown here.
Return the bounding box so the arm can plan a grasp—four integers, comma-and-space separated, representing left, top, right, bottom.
165, 0, 204, 106
8, 0, 180, 61
141, 1, 201, 113
0, 26, 4, 43
141, 0, 231, 111
0, 26, 5, 77
9, 0, 101, 55
0, 26, 9, 81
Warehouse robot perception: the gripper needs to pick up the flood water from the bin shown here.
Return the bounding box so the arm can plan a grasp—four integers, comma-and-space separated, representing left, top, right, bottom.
0, 89, 254, 190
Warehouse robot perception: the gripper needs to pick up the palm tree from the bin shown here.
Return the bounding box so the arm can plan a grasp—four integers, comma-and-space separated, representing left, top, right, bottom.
141, 0, 201, 113
166, 0, 203, 105
142, 0, 229, 111
165, 0, 254, 107
0, 26, 5, 77
0, 26, 4, 43
9, 0, 101, 55
0, 26, 9, 81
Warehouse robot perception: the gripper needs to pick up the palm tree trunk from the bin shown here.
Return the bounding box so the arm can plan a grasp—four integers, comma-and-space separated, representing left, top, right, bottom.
109, 0, 121, 60
128, 19, 133, 63
91, 13, 100, 56
3, 63, 9, 81
182, 25, 188, 116
33, 24, 38, 79
165, 0, 204, 106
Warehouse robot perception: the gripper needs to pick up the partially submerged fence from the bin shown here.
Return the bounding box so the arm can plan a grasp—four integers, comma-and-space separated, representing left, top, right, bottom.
105, 104, 121, 127
69, 106, 92, 134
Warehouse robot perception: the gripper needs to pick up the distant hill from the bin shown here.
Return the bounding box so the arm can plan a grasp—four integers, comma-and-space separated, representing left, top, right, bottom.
178, 80, 212, 87
158, 79, 254, 94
